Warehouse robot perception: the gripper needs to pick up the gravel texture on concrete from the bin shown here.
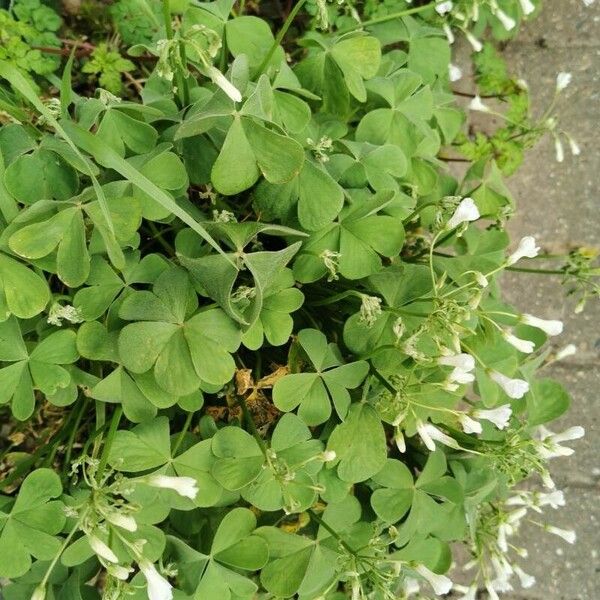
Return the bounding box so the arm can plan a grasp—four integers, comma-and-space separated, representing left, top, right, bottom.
450, 1, 599, 598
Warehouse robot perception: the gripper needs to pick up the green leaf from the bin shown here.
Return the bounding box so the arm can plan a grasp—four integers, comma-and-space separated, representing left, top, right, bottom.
273, 329, 368, 425
327, 403, 387, 482
0, 469, 65, 578
527, 378, 571, 426
0, 253, 49, 320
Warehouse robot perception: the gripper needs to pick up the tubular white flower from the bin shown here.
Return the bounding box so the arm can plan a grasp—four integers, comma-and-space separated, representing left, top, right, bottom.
507, 236, 540, 265
568, 136, 581, 156
519, 0, 536, 15
497, 523, 510, 552
147, 475, 199, 500
415, 564, 453, 595
554, 136, 565, 163
473, 404, 512, 429
547, 525, 576, 544
486, 582, 500, 600
514, 565, 536, 588
108, 564, 133, 581
465, 31, 483, 52
454, 584, 477, 600
495, 8, 516, 30
438, 353, 475, 371
449, 63, 463, 82
208, 67, 242, 102
521, 314, 563, 336
449, 368, 475, 384
395, 428, 406, 453
503, 330, 535, 353
106, 511, 138, 532
88, 535, 119, 563
489, 370, 530, 399
555, 344, 577, 360
447, 197, 480, 229
140, 560, 173, 600
468, 95, 491, 113
459, 414, 483, 434
539, 490, 566, 509
556, 72, 572, 92
550, 425, 585, 443
474, 271, 489, 287
417, 421, 460, 451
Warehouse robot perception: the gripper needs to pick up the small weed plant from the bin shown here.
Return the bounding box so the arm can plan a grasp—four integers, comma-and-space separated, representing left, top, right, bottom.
0, 1, 597, 600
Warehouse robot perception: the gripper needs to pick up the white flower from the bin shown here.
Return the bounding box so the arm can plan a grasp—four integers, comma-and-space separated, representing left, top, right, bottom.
546, 525, 576, 544
147, 475, 199, 500
550, 425, 585, 443
473, 404, 512, 429
453, 584, 477, 600
108, 564, 134, 580
465, 31, 483, 52
568, 136, 581, 156
436, 1, 453, 15
521, 314, 563, 336
556, 72, 572, 92
468, 95, 491, 113
507, 236, 540, 265
438, 353, 475, 371
485, 582, 500, 600
416, 421, 460, 451
519, 0, 536, 15
497, 522, 510, 552
449, 63, 463, 82
106, 511, 138, 532
443, 23, 455, 44
514, 565, 536, 588
415, 564, 453, 596
447, 197, 480, 229
583, 0, 596, 6
359, 294, 382, 327
449, 367, 475, 384
395, 428, 406, 453
495, 8, 516, 30
88, 535, 119, 563
140, 560, 173, 600
489, 370, 530, 399
539, 490, 566, 509
554, 136, 564, 163
502, 330, 535, 353
459, 414, 483, 434
208, 67, 242, 102
555, 343, 577, 360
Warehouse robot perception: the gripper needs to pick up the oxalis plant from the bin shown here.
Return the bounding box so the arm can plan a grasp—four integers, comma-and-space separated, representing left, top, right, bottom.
0, 1, 598, 600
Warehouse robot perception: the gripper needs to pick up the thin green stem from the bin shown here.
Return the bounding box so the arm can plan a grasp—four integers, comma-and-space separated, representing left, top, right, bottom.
506, 266, 565, 275
370, 366, 397, 395
307, 509, 357, 555
63, 397, 89, 477
402, 200, 439, 225
257, 0, 308, 76
337, 0, 447, 34
172, 411, 195, 456
96, 406, 123, 483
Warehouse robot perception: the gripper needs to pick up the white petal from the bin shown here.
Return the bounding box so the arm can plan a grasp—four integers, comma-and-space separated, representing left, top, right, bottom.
208, 67, 242, 102
140, 561, 173, 600
519, 0, 536, 15
415, 564, 453, 595
439, 353, 475, 371
556, 72, 572, 91
88, 535, 119, 563
547, 526, 576, 544
449, 63, 463, 82
507, 236, 540, 265
489, 370, 529, 399
468, 95, 491, 113
459, 414, 483, 434
147, 475, 199, 500
503, 331, 536, 353
495, 8, 516, 30
447, 197, 480, 229
521, 314, 563, 336
474, 404, 512, 429
550, 425, 585, 443
465, 31, 483, 52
